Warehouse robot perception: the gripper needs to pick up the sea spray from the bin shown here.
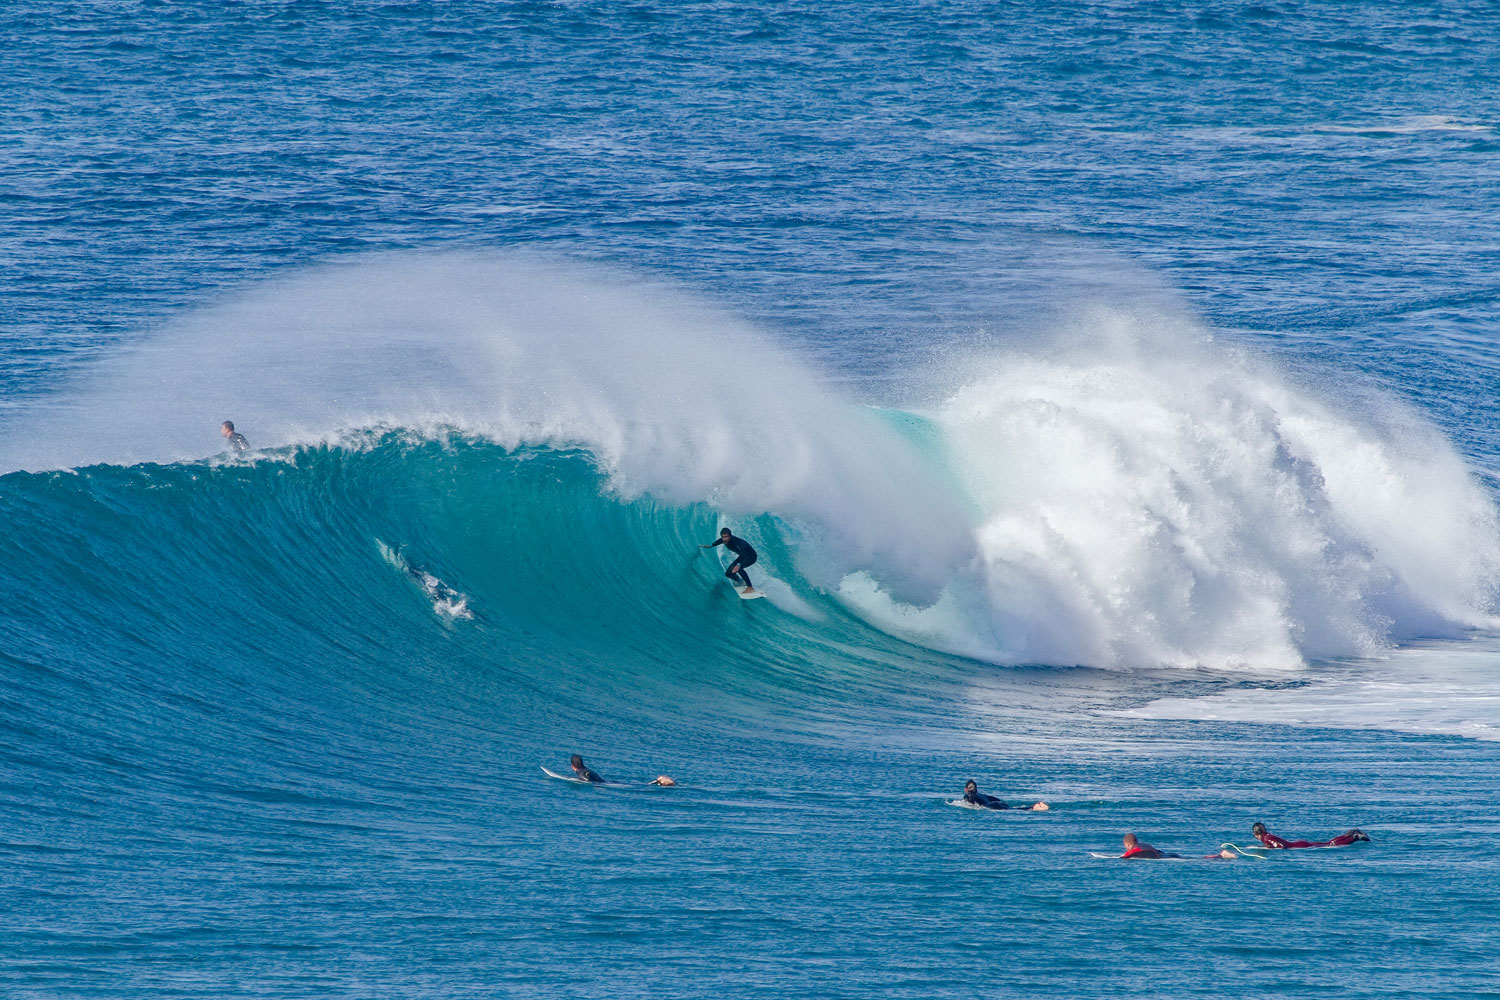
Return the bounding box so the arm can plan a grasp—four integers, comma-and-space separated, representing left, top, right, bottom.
4, 253, 1496, 670
843, 310, 1500, 669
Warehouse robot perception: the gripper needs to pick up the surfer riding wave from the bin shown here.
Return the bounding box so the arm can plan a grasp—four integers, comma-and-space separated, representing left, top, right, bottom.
702, 528, 758, 595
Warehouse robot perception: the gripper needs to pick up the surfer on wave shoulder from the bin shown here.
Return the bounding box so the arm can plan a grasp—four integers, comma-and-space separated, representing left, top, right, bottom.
962, 779, 1048, 811
220, 420, 249, 454
701, 527, 758, 595
570, 755, 604, 784
1251, 822, 1370, 849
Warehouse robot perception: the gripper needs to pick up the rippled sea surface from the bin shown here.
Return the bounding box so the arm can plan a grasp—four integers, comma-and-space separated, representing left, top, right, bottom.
4, 3, 1500, 998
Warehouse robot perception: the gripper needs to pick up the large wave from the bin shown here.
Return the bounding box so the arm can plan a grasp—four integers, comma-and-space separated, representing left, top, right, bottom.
4, 252, 1496, 671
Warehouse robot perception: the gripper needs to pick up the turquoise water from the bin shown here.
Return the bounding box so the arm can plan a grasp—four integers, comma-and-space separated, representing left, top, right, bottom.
5, 3, 1500, 997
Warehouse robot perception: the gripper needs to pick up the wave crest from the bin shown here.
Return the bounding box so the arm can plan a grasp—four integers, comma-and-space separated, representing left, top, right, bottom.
5, 254, 1496, 671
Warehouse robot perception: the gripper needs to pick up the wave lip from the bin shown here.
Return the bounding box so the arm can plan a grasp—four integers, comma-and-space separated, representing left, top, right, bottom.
5, 254, 1497, 673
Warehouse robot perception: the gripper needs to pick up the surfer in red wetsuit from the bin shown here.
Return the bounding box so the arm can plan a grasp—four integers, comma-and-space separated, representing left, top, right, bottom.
1121, 833, 1169, 859
1117, 834, 1235, 860
1251, 822, 1370, 849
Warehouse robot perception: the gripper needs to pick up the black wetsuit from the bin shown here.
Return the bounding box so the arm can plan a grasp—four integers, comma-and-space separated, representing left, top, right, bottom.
710, 534, 758, 589
226, 432, 249, 454
574, 766, 604, 784
963, 789, 1014, 810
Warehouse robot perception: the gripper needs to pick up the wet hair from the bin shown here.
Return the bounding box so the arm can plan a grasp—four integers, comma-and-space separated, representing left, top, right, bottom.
221, 420, 234, 431
1123, 833, 1138, 846
720, 527, 732, 536
570, 755, 584, 768
964, 779, 977, 791
1252, 822, 1267, 836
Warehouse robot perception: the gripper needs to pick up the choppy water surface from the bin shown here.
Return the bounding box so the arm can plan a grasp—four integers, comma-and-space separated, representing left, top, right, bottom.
4, 3, 1500, 997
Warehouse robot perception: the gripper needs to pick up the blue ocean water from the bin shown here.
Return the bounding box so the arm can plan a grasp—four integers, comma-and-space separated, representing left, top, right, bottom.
4, 2, 1500, 997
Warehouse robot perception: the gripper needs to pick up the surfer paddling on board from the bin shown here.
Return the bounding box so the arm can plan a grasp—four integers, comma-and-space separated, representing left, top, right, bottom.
962, 779, 1048, 811
221, 420, 249, 454
701, 528, 758, 596
1121, 834, 1173, 859
570, 755, 604, 784
1251, 822, 1370, 849
1119, 834, 1235, 861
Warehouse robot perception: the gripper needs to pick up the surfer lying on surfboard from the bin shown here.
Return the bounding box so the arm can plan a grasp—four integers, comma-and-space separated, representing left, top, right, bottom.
1251, 822, 1370, 849
545, 757, 675, 787
1118, 833, 1235, 860
570, 754, 604, 784
962, 779, 1048, 811
701, 528, 758, 596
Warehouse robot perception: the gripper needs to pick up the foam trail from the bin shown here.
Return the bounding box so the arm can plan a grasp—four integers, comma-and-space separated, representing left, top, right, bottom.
1116, 636, 1500, 741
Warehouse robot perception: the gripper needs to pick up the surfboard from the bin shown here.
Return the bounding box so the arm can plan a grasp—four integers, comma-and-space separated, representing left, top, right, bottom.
541, 766, 594, 784
947, 798, 1047, 811
737, 587, 764, 600
1087, 852, 1209, 862
1223, 840, 1362, 856
1220, 843, 1271, 860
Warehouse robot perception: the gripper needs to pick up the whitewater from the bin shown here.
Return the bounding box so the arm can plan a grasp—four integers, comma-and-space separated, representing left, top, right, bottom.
6, 253, 1496, 674
6, 2, 1500, 998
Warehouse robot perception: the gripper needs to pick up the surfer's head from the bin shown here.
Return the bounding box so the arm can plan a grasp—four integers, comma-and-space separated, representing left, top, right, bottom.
570, 754, 585, 771
1123, 833, 1139, 849
964, 780, 977, 794
220, 420, 235, 437
720, 528, 732, 539
1252, 822, 1268, 837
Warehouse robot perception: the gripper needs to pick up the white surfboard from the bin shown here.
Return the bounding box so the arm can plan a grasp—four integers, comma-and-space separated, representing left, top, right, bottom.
737, 587, 764, 600
541, 766, 593, 784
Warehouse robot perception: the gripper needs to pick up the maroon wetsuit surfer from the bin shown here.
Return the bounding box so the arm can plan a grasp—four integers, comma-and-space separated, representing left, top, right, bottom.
1251, 822, 1370, 849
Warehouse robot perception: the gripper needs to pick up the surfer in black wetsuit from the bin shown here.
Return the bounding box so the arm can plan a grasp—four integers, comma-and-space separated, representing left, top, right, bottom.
701, 527, 758, 595
570, 755, 604, 784
221, 420, 249, 454
962, 779, 1049, 811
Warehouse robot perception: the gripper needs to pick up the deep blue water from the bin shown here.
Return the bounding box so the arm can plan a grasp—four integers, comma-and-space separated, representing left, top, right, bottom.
4, 2, 1500, 998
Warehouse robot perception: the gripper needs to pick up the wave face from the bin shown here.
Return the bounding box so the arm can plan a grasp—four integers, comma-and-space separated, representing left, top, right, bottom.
3, 254, 1497, 674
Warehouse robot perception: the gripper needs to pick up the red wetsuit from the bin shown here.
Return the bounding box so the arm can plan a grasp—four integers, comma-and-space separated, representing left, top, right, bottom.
1122, 843, 1165, 859
1255, 831, 1363, 850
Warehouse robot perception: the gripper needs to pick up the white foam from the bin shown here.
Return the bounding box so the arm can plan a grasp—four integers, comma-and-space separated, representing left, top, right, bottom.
3, 252, 973, 609
1312, 115, 1494, 135
10, 253, 1498, 671
1117, 636, 1500, 741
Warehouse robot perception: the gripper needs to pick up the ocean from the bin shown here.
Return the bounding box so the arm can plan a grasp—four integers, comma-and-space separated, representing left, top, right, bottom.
3, 2, 1500, 997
